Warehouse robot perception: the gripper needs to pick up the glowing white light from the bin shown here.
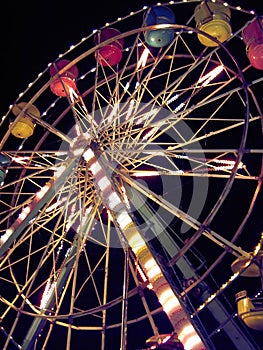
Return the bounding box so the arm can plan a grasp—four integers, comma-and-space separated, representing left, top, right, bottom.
162, 295, 181, 314
36, 184, 50, 199
69, 86, 79, 104
45, 198, 66, 213
12, 156, 30, 165
178, 325, 199, 346
107, 191, 122, 210
125, 99, 135, 121
127, 230, 146, 253
142, 126, 159, 140
89, 161, 102, 175
66, 220, 73, 232
135, 261, 148, 282
135, 108, 159, 125
97, 176, 111, 192
17, 206, 31, 221
167, 94, 179, 104
132, 171, 159, 177
53, 165, 66, 179
161, 335, 171, 344
83, 148, 95, 162
40, 279, 57, 309
75, 124, 81, 136
85, 206, 93, 215
182, 334, 202, 350
0, 228, 14, 244
22, 206, 31, 215
79, 206, 94, 229
137, 48, 150, 69
197, 65, 224, 87
124, 82, 130, 91
143, 150, 165, 156
107, 104, 118, 124
116, 211, 132, 230
144, 258, 156, 270
174, 102, 185, 113
120, 185, 129, 205
209, 159, 244, 171
144, 260, 162, 280
159, 288, 175, 305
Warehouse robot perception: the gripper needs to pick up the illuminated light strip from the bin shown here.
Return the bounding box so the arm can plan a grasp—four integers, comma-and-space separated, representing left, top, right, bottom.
0, 228, 14, 245
125, 99, 135, 120
213, 159, 242, 165
210, 165, 239, 171
107, 191, 122, 210
126, 230, 146, 254
83, 148, 95, 163
159, 288, 177, 305
253, 232, 263, 256
120, 185, 131, 209
178, 325, 197, 343
82, 148, 206, 349
133, 242, 204, 349
182, 334, 204, 350
124, 82, 130, 91
53, 165, 67, 178
197, 65, 224, 87
135, 261, 148, 283
17, 206, 31, 222
173, 102, 185, 113
137, 48, 150, 69
196, 271, 241, 313
11, 156, 30, 165
107, 103, 118, 124
69, 85, 79, 104
40, 279, 57, 309
167, 94, 179, 104
144, 257, 156, 270
208, 159, 244, 172
135, 81, 140, 90
89, 161, 103, 176
45, 197, 66, 213
75, 123, 81, 136
162, 296, 181, 314
116, 211, 133, 230
78, 206, 94, 230
0, 180, 53, 245
146, 264, 162, 280
36, 183, 51, 199
97, 176, 112, 192
196, 234, 263, 314
134, 108, 159, 125
142, 126, 159, 140
132, 171, 159, 177
161, 335, 171, 344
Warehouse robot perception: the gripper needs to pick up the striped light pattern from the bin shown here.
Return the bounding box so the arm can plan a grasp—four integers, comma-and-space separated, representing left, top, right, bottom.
83, 147, 206, 350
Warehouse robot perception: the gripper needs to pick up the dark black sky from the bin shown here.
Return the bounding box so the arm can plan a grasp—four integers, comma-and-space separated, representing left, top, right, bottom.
0, 2, 262, 349
1, 0, 262, 118
0, 0, 141, 115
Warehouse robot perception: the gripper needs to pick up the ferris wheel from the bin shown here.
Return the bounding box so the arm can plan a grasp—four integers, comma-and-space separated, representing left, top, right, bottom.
0, 1, 263, 349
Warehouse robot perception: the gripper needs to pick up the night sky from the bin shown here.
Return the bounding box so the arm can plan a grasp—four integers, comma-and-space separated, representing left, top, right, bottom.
1, 0, 261, 117
0, 1, 263, 349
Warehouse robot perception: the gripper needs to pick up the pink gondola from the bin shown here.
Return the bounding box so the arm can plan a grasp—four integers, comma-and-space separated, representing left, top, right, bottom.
94, 28, 124, 66
242, 17, 263, 70
49, 59, 79, 97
